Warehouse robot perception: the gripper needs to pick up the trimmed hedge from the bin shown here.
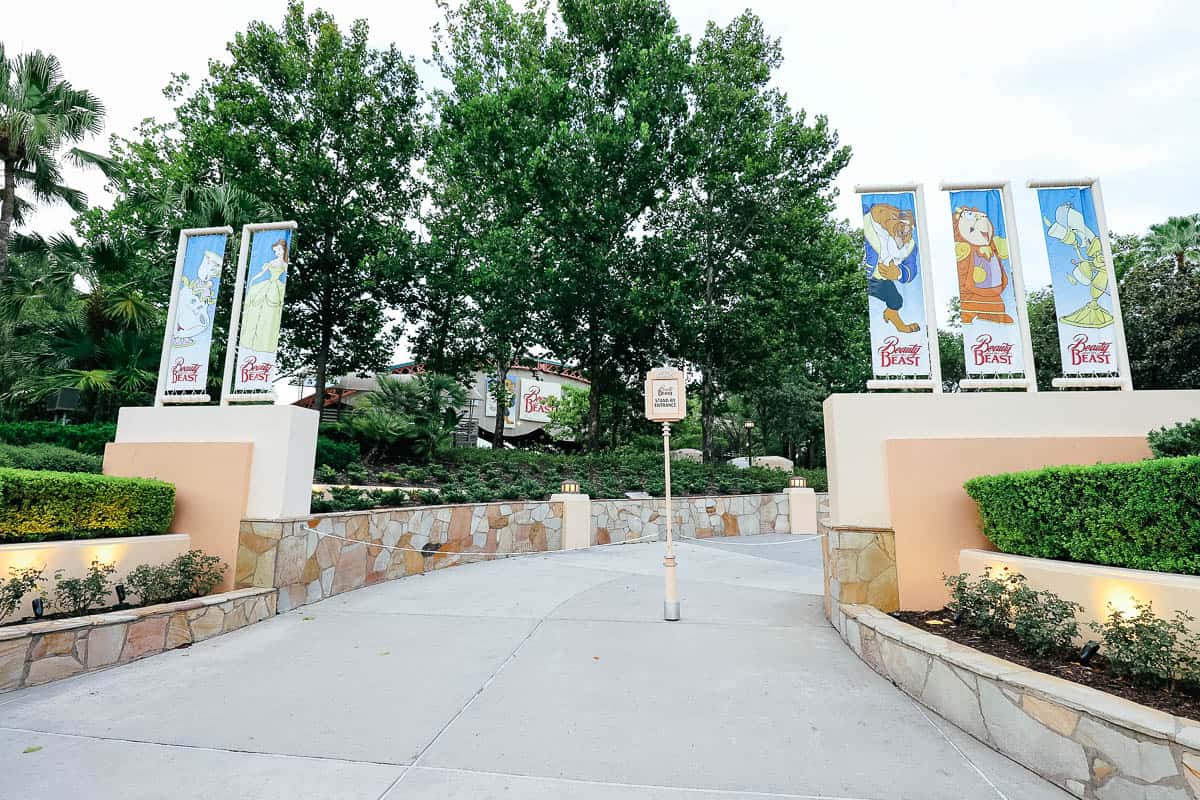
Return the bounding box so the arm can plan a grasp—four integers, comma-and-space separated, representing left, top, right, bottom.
0, 422, 116, 456
1148, 418, 1200, 459
964, 456, 1200, 575
0, 468, 176, 544
0, 442, 102, 473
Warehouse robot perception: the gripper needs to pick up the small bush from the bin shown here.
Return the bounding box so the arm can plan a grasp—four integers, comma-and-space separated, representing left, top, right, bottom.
128, 550, 225, 605
315, 436, 360, 471
944, 569, 1081, 658
964, 457, 1200, 574
0, 566, 45, 623
54, 560, 116, 614
0, 468, 175, 544
0, 443, 102, 473
945, 569, 1016, 637
1091, 600, 1200, 689
314, 464, 338, 483
344, 462, 369, 485
0, 421, 116, 455
1147, 418, 1200, 458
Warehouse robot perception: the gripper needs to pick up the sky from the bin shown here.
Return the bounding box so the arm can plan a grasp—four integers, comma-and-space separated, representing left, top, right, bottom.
8, 0, 1200, 339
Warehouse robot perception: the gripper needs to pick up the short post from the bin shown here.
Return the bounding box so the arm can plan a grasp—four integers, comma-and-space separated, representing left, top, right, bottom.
785, 475, 817, 535
644, 366, 687, 622
662, 421, 679, 621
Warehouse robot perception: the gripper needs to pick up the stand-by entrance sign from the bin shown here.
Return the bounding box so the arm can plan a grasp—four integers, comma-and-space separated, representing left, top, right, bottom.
644, 368, 686, 421
645, 367, 685, 622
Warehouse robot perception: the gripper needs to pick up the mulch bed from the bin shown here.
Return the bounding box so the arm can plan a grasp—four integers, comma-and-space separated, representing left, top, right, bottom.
893, 609, 1200, 722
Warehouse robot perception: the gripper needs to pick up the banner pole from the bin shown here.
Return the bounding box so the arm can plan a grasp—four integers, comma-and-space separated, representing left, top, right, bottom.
999, 182, 1038, 392
913, 184, 943, 392
221, 225, 254, 406
1088, 179, 1134, 391
155, 230, 190, 407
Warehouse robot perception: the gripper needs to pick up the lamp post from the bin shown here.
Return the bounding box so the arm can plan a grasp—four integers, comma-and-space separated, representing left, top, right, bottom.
644, 367, 687, 622
744, 420, 755, 468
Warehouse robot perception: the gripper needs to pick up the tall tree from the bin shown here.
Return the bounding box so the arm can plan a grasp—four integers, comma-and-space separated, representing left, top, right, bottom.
654, 12, 850, 459
1142, 214, 1200, 275
0, 45, 109, 273
171, 2, 424, 407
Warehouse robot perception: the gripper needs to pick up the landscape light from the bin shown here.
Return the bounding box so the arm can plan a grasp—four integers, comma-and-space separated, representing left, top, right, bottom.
32, 598, 45, 619
560, 479, 580, 494
788, 475, 807, 489
116, 584, 127, 604
1079, 640, 1100, 666
743, 421, 754, 429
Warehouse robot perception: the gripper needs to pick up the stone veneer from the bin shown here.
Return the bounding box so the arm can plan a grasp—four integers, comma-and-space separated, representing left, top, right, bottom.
835, 603, 1200, 799
0, 587, 276, 693
822, 521, 898, 617
590, 493, 789, 545
238, 501, 564, 612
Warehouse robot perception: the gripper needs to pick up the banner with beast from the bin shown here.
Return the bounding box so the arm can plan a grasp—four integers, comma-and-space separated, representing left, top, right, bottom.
233, 227, 293, 393
164, 232, 228, 395
1034, 186, 1119, 375
860, 191, 933, 377
947, 189, 1027, 376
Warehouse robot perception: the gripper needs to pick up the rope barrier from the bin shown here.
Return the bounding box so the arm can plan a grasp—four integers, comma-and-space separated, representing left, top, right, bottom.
306, 527, 661, 559
675, 533, 824, 546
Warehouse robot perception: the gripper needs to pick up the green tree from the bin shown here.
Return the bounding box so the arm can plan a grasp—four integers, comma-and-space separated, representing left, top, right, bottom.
349, 372, 466, 462
1142, 214, 1200, 275
652, 12, 850, 460
0, 46, 110, 273
172, 2, 424, 407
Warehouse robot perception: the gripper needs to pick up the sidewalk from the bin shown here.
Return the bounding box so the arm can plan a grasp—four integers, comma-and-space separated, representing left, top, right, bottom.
0, 537, 1070, 799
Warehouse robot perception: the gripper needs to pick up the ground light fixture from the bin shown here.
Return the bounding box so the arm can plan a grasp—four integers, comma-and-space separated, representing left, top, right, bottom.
1079, 640, 1101, 666
788, 475, 807, 489
744, 420, 755, 467
116, 584, 127, 604
560, 478, 580, 494
31, 598, 45, 619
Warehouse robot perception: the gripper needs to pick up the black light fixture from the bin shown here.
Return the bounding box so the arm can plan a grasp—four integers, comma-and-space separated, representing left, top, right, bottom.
788, 475, 807, 489
31, 598, 45, 619
115, 584, 127, 605
1079, 640, 1100, 666
560, 478, 580, 494
952, 609, 964, 625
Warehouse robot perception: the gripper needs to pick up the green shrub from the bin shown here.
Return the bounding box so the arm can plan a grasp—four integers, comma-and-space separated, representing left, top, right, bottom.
1091, 600, 1200, 689
1148, 418, 1200, 458
54, 560, 116, 614
314, 464, 338, 483
0, 422, 116, 455
945, 569, 1016, 637
344, 462, 369, 485
315, 436, 360, 471
964, 457, 1200, 574
944, 569, 1081, 658
0, 566, 45, 623
0, 468, 175, 543
126, 550, 226, 605
0, 443, 102, 473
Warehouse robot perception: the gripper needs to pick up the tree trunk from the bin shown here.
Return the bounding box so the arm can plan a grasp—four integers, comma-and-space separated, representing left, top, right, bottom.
0, 158, 16, 276
491, 356, 507, 450
312, 318, 331, 427
585, 322, 601, 450
700, 367, 715, 462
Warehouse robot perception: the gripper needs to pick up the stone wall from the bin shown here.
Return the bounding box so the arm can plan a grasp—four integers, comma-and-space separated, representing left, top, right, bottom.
822, 525, 898, 618
590, 493, 789, 545
0, 588, 275, 693
835, 603, 1200, 799
238, 501, 564, 612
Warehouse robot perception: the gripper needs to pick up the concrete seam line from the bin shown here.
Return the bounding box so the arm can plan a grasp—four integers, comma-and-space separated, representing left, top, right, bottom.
0, 725, 409, 769
407, 765, 883, 800
906, 697, 1012, 800
378, 575, 630, 799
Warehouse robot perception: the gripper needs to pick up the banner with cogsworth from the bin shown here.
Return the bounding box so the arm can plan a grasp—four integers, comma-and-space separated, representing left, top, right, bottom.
860, 191, 934, 377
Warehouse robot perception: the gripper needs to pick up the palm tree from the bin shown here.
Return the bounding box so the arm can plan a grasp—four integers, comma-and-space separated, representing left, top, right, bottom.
1142, 214, 1200, 275
0, 45, 110, 273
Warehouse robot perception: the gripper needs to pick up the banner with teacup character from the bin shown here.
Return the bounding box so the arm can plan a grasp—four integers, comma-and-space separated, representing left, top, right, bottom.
947, 189, 1028, 377
233, 227, 293, 393
860, 191, 934, 377
163, 231, 228, 395
1034, 186, 1120, 375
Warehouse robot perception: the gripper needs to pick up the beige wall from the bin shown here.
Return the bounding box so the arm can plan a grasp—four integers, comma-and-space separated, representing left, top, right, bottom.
0, 534, 190, 619
104, 442, 252, 592
961, 549, 1200, 640
823, 390, 1200, 530
114, 405, 318, 518
885, 436, 1151, 610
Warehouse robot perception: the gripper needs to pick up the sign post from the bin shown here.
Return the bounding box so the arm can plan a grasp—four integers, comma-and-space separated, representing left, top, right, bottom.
644, 367, 687, 622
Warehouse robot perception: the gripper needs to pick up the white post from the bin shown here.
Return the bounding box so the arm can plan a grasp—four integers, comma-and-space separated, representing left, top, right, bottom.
220, 225, 254, 406
662, 420, 679, 621
1088, 178, 1134, 391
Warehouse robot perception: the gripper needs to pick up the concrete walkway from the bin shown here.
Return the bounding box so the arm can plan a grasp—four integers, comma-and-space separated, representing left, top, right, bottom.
0, 536, 1071, 799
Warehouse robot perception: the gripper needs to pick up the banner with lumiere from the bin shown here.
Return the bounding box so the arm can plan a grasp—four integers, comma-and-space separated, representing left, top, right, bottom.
154, 221, 299, 405
856, 178, 1132, 393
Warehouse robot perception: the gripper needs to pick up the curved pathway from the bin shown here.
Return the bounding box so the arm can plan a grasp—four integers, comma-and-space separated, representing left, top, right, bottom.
0, 536, 1071, 799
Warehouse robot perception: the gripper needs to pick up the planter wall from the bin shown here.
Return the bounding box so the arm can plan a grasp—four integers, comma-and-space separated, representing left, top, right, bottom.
590, 493, 789, 545
0, 587, 275, 694
833, 602, 1200, 799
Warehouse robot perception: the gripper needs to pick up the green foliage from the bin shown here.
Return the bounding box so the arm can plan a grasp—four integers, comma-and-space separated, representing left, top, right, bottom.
944, 569, 1081, 658
964, 457, 1200, 574
348, 374, 467, 462
126, 550, 225, 605
0, 442, 101, 473
314, 464, 338, 484
315, 436, 360, 471
1091, 600, 1200, 689
53, 560, 115, 614
344, 462, 369, 485
0, 468, 175, 543
0, 422, 115, 455
0, 566, 45, 623
1147, 418, 1200, 458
